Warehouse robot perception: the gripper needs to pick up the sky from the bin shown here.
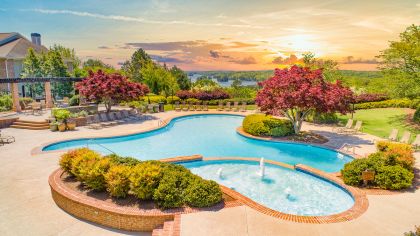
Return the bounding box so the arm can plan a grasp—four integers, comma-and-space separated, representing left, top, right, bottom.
0, 0, 419, 71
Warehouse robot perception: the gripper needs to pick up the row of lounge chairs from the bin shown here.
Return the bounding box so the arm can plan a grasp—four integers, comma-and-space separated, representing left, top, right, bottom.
86, 109, 145, 129
0, 130, 15, 146
388, 128, 420, 147
174, 101, 247, 112
333, 119, 363, 134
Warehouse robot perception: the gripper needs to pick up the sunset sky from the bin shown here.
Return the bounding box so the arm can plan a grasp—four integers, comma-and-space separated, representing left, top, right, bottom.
1, 0, 419, 71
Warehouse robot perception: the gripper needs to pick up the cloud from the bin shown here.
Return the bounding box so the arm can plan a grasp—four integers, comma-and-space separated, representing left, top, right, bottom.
98, 46, 110, 49
209, 50, 220, 58
342, 56, 378, 64
272, 54, 301, 64
25, 8, 266, 29
229, 56, 257, 65
150, 54, 189, 63
351, 20, 393, 33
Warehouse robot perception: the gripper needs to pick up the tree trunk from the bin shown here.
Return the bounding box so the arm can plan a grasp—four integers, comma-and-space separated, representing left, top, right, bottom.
105, 101, 112, 113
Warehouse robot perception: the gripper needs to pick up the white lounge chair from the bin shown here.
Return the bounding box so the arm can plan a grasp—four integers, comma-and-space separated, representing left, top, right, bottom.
334, 119, 353, 133
347, 121, 363, 134
400, 131, 411, 144
388, 128, 398, 141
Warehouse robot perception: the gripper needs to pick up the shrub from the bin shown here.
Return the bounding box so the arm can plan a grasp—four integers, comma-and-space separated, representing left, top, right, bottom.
166, 96, 180, 104
375, 165, 414, 190
414, 107, 420, 124
354, 93, 388, 103
53, 109, 71, 121
185, 178, 222, 208
142, 95, 167, 104
104, 165, 131, 197
341, 155, 384, 186
186, 98, 200, 104
0, 94, 12, 111
129, 161, 163, 200
243, 114, 270, 136
153, 165, 194, 209
376, 141, 414, 170
354, 98, 420, 110
59, 148, 93, 173
70, 150, 102, 182
243, 114, 293, 137
105, 154, 141, 166
305, 111, 338, 124
69, 95, 80, 106
83, 157, 113, 191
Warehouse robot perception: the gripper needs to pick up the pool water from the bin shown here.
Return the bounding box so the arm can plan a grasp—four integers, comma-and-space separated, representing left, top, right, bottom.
43, 114, 352, 172
183, 160, 354, 216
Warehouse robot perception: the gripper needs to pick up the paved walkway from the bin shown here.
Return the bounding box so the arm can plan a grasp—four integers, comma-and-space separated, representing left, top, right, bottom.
0, 110, 418, 235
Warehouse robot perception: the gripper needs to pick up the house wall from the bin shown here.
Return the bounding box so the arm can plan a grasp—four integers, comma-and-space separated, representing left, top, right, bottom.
0, 59, 14, 92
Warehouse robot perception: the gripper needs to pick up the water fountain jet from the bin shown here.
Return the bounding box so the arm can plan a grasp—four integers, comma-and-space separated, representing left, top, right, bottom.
257, 158, 265, 178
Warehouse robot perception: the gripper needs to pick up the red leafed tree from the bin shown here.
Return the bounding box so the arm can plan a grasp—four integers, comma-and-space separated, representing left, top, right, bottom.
256, 65, 354, 134
76, 70, 149, 112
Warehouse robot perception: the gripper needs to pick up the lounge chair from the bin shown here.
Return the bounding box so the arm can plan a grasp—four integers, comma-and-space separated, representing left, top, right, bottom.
400, 131, 411, 144
240, 101, 247, 112
86, 115, 102, 129
189, 102, 195, 111
99, 113, 117, 126
174, 101, 181, 112
224, 102, 232, 111
388, 128, 399, 141
217, 101, 224, 111
196, 101, 202, 111
147, 104, 155, 113
0, 130, 15, 143
181, 101, 188, 111
203, 101, 209, 111
412, 134, 420, 148
347, 121, 362, 134
334, 119, 353, 133
233, 102, 239, 112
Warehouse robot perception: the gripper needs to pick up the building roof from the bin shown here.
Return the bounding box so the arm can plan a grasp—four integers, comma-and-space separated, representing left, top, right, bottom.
0, 32, 47, 60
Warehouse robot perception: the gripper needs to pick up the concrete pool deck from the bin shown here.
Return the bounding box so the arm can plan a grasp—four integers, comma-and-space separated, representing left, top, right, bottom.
0, 109, 419, 235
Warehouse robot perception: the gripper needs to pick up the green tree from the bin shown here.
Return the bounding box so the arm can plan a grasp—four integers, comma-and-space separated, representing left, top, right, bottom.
302, 52, 341, 82
121, 48, 153, 81
193, 77, 220, 91
21, 48, 44, 97
46, 50, 73, 98
377, 24, 420, 98
231, 78, 242, 88
170, 65, 191, 90
141, 62, 179, 96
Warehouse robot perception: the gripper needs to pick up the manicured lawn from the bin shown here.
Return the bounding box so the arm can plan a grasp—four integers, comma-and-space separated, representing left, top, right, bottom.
337, 108, 419, 141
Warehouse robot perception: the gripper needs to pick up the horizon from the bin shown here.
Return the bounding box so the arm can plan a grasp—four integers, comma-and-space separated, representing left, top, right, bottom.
1, 0, 419, 71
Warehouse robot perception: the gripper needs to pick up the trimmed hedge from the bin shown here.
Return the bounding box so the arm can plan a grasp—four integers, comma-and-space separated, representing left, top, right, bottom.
354, 99, 420, 110
341, 141, 414, 190
305, 111, 338, 124
59, 149, 223, 209
243, 114, 293, 137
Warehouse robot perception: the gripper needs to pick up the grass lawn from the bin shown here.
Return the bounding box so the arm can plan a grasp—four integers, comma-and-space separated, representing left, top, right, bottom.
337, 108, 419, 142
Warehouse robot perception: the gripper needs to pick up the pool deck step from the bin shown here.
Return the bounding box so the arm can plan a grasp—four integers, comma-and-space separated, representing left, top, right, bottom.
152, 217, 179, 236
10, 119, 49, 130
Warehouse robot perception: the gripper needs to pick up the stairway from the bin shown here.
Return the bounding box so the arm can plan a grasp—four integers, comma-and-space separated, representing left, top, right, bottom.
10, 119, 49, 130
152, 218, 179, 236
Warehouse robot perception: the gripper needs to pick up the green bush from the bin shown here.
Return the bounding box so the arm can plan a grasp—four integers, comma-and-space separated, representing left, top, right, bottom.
105, 154, 141, 166
53, 109, 71, 121
354, 99, 420, 110
375, 165, 414, 190
129, 161, 163, 200
104, 165, 131, 197
305, 111, 338, 124
414, 107, 420, 124
185, 178, 222, 208
70, 150, 102, 182
0, 94, 12, 111
69, 95, 80, 106
341, 155, 383, 186
142, 95, 167, 104
153, 166, 194, 209
242, 114, 293, 137
59, 148, 93, 173
186, 98, 200, 104
166, 96, 180, 104
83, 157, 112, 191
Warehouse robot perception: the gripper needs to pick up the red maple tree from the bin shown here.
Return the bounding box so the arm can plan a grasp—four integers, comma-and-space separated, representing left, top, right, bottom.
256, 65, 354, 134
76, 70, 149, 112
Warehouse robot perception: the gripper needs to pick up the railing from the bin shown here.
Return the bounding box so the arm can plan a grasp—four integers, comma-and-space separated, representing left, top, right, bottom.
339, 143, 356, 155
157, 119, 167, 127
86, 139, 116, 154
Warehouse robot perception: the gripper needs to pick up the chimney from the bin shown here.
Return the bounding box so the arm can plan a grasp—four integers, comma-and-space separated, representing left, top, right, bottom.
30, 33, 41, 46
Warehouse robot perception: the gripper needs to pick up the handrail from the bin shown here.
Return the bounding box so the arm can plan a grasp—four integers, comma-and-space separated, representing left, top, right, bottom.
339, 143, 356, 154
86, 139, 116, 154
157, 119, 167, 127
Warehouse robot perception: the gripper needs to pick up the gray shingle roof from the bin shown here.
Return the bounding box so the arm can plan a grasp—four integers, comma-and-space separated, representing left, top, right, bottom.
0, 33, 48, 59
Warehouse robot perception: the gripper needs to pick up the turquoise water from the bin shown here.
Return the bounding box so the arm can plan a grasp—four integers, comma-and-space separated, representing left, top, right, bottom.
43, 114, 352, 172
183, 160, 354, 216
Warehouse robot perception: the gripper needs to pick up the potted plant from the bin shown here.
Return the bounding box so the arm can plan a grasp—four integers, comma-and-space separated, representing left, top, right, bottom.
50, 121, 58, 131
54, 109, 71, 132
66, 118, 76, 131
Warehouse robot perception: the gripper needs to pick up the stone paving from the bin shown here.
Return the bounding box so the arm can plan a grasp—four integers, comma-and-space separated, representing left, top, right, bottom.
0, 109, 418, 235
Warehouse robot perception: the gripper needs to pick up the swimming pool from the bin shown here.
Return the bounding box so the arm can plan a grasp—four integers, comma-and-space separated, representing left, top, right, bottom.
43, 114, 352, 172
183, 159, 354, 216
